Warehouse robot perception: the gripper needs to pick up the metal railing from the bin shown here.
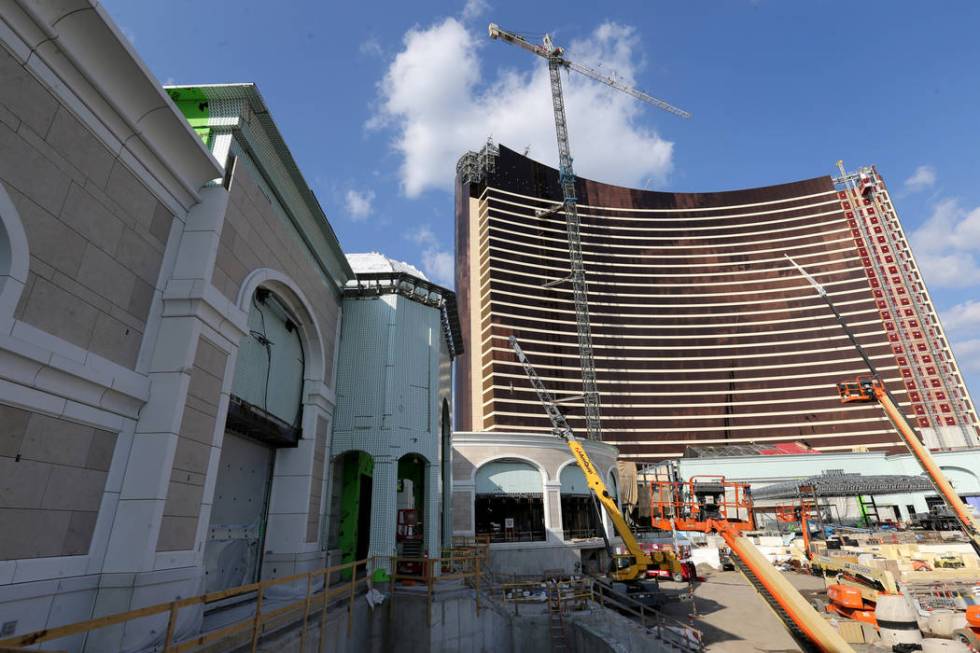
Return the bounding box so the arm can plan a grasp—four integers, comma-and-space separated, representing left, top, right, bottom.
0, 541, 705, 653
590, 581, 705, 652
387, 552, 486, 626
562, 527, 603, 541
476, 529, 547, 543
491, 576, 704, 652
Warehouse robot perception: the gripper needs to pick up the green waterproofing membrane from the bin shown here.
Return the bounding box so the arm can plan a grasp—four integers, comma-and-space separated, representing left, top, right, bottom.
166, 87, 212, 146
339, 453, 373, 578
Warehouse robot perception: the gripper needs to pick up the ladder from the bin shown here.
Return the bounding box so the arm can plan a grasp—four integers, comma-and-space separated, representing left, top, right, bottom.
547, 580, 568, 651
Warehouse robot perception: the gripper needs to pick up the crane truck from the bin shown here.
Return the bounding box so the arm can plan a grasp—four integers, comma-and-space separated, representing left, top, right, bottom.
786, 254, 980, 558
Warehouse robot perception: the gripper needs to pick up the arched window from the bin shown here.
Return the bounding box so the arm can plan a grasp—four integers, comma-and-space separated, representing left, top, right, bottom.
0, 181, 28, 322
474, 459, 545, 542
560, 465, 602, 540
226, 288, 305, 446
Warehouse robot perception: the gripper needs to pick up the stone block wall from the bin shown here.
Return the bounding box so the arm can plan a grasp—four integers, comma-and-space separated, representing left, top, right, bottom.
0, 404, 116, 559
217, 156, 340, 377
0, 44, 172, 370
157, 337, 228, 552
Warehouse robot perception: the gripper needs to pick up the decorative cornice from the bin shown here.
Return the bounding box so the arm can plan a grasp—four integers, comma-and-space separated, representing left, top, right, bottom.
452, 430, 620, 459
1, 1, 222, 214
165, 83, 353, 289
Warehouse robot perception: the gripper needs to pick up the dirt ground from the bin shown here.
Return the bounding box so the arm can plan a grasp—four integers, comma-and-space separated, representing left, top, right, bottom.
658, 567, 871, 653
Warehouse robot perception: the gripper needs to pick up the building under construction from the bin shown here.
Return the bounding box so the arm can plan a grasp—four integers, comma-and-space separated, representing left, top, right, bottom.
454, 144, 980, 463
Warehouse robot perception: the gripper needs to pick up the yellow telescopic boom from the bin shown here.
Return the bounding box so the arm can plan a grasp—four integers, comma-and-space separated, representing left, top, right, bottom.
873, 383, 980, 554
508, 336, 652, 570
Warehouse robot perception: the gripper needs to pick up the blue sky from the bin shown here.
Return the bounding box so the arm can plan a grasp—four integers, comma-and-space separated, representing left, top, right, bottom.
102, 1, 980, 396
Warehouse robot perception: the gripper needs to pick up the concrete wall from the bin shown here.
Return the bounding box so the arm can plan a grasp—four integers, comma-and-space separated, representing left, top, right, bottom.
567, 609, 680, 653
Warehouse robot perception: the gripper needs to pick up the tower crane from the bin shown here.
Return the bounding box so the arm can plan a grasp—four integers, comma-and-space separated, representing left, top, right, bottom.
489, 24, 690, 441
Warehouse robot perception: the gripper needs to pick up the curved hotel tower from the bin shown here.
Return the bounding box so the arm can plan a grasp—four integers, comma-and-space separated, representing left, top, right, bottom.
454, 144, 980, 463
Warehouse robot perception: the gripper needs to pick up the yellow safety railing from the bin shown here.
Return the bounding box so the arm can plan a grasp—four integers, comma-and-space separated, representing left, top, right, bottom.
0, 544, 492, 653
0, 557, 371, 653
387, 552, 486, 626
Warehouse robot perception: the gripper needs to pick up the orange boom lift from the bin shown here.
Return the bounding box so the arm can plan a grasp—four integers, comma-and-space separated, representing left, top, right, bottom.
786, 255, 980, 558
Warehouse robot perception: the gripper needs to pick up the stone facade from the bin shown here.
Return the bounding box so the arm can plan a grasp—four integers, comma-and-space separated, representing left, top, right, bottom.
0, 4, 353, 650
451, 432, 621, 576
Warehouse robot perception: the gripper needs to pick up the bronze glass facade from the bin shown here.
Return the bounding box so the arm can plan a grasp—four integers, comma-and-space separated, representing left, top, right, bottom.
455, 145, 980, 462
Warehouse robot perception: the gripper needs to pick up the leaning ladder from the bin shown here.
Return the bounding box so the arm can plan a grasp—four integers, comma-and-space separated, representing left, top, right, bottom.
547, 580, 568, 651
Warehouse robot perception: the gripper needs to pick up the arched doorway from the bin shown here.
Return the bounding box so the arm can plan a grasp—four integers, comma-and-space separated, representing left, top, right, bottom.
397, 454, 427, 562
329, 450, 374, 567
559, 464, 603, 540
441, 399, 452, 547
204, 288, 307, 593
474, 459, 545, 542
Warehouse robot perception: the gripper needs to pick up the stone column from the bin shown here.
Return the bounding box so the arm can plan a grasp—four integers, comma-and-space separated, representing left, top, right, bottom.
544, 480, 563, 542
368, 455, 397, 574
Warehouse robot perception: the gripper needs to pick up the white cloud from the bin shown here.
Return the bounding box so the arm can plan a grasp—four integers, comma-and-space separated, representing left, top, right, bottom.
940, 302, 980, 377
408, 225, 453, 286
910, 198, 980, 287
371, 18, 675, 198
950, 339, 980, 374
409, 224, 438, 247
462, 0, 489, 21
360, 37, 383, 59
904, 165, 937, 192
423, 249, 454, 286
344, 189, 375, 221
941, 299, 980, 334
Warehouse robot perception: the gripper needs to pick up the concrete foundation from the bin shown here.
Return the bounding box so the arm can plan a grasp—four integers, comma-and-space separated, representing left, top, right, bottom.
566, 609, 685, 653
486, 539, 607, 577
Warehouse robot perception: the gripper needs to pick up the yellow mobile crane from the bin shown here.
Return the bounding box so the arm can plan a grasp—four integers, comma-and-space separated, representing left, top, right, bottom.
786, 255, 980, 558
508, 336, 678, 584
512, 336, 854, 651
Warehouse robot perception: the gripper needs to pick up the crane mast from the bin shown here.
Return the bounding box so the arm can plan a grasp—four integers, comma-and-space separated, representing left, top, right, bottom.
490, 23, 689, 441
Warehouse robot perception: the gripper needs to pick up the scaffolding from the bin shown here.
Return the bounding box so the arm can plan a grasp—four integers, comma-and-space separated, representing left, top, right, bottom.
456, 139, 499, 187
833, 163, 980, 448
